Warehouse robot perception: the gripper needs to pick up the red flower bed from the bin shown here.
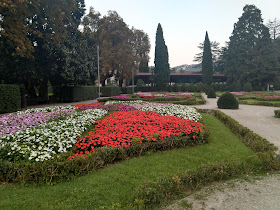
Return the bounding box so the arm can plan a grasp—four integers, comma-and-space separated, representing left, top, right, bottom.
69, 110, 204, 159
72, 102, 102, 108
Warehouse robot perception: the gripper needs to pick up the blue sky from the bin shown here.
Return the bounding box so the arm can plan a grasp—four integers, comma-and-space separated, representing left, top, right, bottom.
84, 0, 280, 67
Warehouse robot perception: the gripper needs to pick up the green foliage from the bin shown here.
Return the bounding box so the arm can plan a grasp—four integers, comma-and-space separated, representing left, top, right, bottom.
244, 82, 253, 92
0, 132, 208, 184
217, 92, 239, 109
202, 32, 213, 84
173, 83, 180, 92
101, 86, 121, 97
275, 110, 280, 118
0, 84, 21, 114
223, 4, 279, 90
207, 88, 216, 98
188, 83, 196, 92
167, 85, 173, 92
136, 79, 146, 87
154, 23, 170, 89
181, 83, 187, 92
121, 87, 133, 94
53, 86, 98, 102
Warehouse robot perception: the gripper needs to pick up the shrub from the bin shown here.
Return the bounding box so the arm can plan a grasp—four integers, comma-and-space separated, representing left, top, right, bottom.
167, 85, 173, 92
53, 86, 98, 102
101, 86, 121, 97
207, 88, 216, 98
243, 82, 253, 92
275, 110, 280, 118
217, 92, 239, 109
188, 83, 195, 92
136, 79, 146, 87
121, 87, 133, 94
181, 83, 187, 92
0, 84, 21, 114
173, 84, 180, 92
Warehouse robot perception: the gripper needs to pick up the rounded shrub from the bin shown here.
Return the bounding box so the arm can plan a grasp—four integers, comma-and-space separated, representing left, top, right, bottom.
243, 82, 253, 92
207, 88, 216, 98
217, 92, 239, 109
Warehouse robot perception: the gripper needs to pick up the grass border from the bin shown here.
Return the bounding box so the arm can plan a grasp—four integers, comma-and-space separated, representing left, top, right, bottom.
0, 131, 208, 184
130, 109, 280, 208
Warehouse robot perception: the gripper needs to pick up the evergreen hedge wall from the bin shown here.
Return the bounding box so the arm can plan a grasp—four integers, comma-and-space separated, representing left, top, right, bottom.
0, 84, 21, 114
53, 86, 98, 102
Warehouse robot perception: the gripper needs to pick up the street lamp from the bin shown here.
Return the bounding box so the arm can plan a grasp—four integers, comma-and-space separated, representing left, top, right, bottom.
97, 45, 101, 99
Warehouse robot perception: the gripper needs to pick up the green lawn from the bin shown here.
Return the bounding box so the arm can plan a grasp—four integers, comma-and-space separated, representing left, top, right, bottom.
0, 113, 261, 209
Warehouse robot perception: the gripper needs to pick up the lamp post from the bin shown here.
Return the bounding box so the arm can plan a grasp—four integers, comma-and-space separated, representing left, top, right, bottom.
97, 45, 101, 99
132, 68, 135, 95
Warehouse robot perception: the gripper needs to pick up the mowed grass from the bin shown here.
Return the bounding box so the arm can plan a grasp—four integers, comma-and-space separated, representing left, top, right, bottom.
0, 113, 261, 209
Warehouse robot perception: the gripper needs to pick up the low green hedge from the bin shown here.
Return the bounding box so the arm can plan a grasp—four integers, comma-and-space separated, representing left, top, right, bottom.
131, 109, 280, 208
0, 84, 21, 114
0, 132, 208, 184
53, 86, 98, 102
239, 100, 280, 107
275, 110, 280, 118
101, 86, 121, 97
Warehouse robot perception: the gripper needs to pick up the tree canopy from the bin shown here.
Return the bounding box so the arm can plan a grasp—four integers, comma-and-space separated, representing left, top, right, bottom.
222, 4, 280, 90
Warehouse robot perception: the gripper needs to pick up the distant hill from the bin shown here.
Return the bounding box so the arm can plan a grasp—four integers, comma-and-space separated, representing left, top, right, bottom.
171, 64, 201, 73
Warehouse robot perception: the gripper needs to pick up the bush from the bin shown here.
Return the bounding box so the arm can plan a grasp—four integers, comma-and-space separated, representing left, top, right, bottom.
53, 86, 98, 102
181, 83, 187, 92
188, 83, 195, 92
167, 85, 173, 92
135, 86, 156, 92
101, 86, 121, 97
136, 79, 146, 87
173, 84, 180, 92
244, 82, 253, 92
207, 88, 216, 98
0, 84, 21, 114
275, 110, 280, 118
217, 92, 239, 109
121, 87, 133, 94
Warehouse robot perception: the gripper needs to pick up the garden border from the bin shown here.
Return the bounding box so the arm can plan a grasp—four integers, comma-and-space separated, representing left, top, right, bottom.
130, 109, 280, 208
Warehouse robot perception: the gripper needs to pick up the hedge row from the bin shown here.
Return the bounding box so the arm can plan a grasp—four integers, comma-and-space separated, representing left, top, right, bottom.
101, 86, 121, 97
130, 109, 280, 208
0, 84, 21, 114
275, 110, 280, 118
53, 86, 98, 102
0, 132, 208, 184
239, 100, 280, 107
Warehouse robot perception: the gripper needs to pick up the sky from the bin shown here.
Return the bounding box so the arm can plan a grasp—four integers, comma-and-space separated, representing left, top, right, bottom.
84, 0, 280, 68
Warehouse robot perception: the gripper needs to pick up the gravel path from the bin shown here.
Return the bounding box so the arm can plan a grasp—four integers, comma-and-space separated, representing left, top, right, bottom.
194, 94, 280, 153
166, 94, 280, 210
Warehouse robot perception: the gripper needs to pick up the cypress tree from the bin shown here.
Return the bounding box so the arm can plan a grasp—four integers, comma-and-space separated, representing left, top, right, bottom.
154, 23, 170, 90
202, 31, 213, 84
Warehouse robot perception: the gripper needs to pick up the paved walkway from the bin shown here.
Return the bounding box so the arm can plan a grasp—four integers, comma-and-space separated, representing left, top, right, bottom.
194, 93, 280, 153
167, 94, 280, 210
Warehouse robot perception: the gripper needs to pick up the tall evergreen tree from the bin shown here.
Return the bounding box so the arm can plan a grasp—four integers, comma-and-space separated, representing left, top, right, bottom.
202, 31, 213, 84
154, 23, 170, 89
223, 4, 279, 90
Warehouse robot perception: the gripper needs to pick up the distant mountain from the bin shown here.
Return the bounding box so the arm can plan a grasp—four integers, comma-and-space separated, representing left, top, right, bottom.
171, 64, 201, 73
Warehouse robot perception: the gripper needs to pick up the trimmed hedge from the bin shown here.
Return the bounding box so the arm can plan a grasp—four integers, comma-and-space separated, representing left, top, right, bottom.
131, 109, 280, 208
275, 110, 280, 118
53, 86, 98, 102
0, 84, 21, 114
207, 88, 216, 98
217, 92, 239, 109
0, 132, 208, 184
101, 86, 121, 97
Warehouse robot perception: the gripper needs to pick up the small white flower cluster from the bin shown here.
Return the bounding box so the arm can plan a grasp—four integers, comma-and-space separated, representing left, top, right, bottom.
154, 94, 166, 97
138, 105, 202, 122
105, 100, 148, 105
0, 109, 107, 161
16, 105, 76, 115
105, 100, 202, 122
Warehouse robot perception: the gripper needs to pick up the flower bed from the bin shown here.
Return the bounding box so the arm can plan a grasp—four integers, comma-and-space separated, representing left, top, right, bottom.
70, 110, 204, 159
104, 100, 202, 122
0, 109, 108, 161
0, 109, 76, 136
